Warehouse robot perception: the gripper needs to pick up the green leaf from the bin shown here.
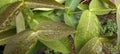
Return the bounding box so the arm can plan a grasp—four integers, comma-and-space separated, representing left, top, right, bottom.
0, 1, 24, 29
78, 3, 89, 10
22, 7, 35, 30
39, 37, 72, 53
89, 0, 112, 15
65, 0, 81, 11
64, 13, 77, 28
16, 12, 25, 33
34, 11, 61, 22
24, 0, 65, 9
3, 30, 38, 54
36, 21, 75, 41
75, 10, 100, 52
0, 28, 16, 45
78, 37, 106, 54
22, 7, 52, 30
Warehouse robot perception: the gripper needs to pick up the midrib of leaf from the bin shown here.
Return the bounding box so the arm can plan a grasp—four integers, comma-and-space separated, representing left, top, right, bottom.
90, 9, 115, 12
90, 38, 100, 52
8, 2, 24, 18
69, 0, 75, 9
83, 12, 91, 37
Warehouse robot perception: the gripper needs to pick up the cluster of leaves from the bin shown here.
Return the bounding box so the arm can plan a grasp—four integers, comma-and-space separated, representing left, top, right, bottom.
0, 0, 119, 54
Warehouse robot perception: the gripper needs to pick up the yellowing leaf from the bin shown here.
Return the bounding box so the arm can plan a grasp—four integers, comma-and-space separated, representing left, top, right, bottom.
75, 10, 100, 52
37, 21, 75, 41
24, 0, 65, 9
89, 0, 112, 15
3, 30, 38, 54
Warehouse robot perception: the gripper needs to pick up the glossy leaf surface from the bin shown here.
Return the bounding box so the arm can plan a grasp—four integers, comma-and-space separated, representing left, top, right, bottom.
89, 0, 111, 15
75, 10, 100, 52
24, 0, 65, 9
3, 30, 38, 54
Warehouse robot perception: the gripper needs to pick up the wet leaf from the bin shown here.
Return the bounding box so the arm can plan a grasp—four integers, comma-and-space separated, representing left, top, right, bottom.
3, 30, 38, 54
39, 37, 72, 53
89, 0, 112, 15
0, 28, 16, 45
75, 10, 100, 52
78, 37, 105, 54
0, 1, 24, 29
36, 21, 75, 41
24, 0, 65, 9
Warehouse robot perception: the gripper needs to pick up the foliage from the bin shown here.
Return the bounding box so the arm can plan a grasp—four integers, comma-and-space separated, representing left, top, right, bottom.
0, 0, 119, 54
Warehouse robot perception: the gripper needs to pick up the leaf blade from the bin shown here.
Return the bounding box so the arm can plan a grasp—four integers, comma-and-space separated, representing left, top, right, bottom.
3, 30, 38, 54
75, 10, 100, 52
89, 0, 111, 15
36, 21, 75, 41
78, 37, 104, 54
24, 0, 65, 9
0, 1, 24, 29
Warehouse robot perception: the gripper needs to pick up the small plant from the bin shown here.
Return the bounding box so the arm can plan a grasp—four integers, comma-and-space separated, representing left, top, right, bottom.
0, 0, 119, 54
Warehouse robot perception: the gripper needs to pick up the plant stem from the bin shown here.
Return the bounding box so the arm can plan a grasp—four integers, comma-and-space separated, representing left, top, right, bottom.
68, 35, 76, 54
